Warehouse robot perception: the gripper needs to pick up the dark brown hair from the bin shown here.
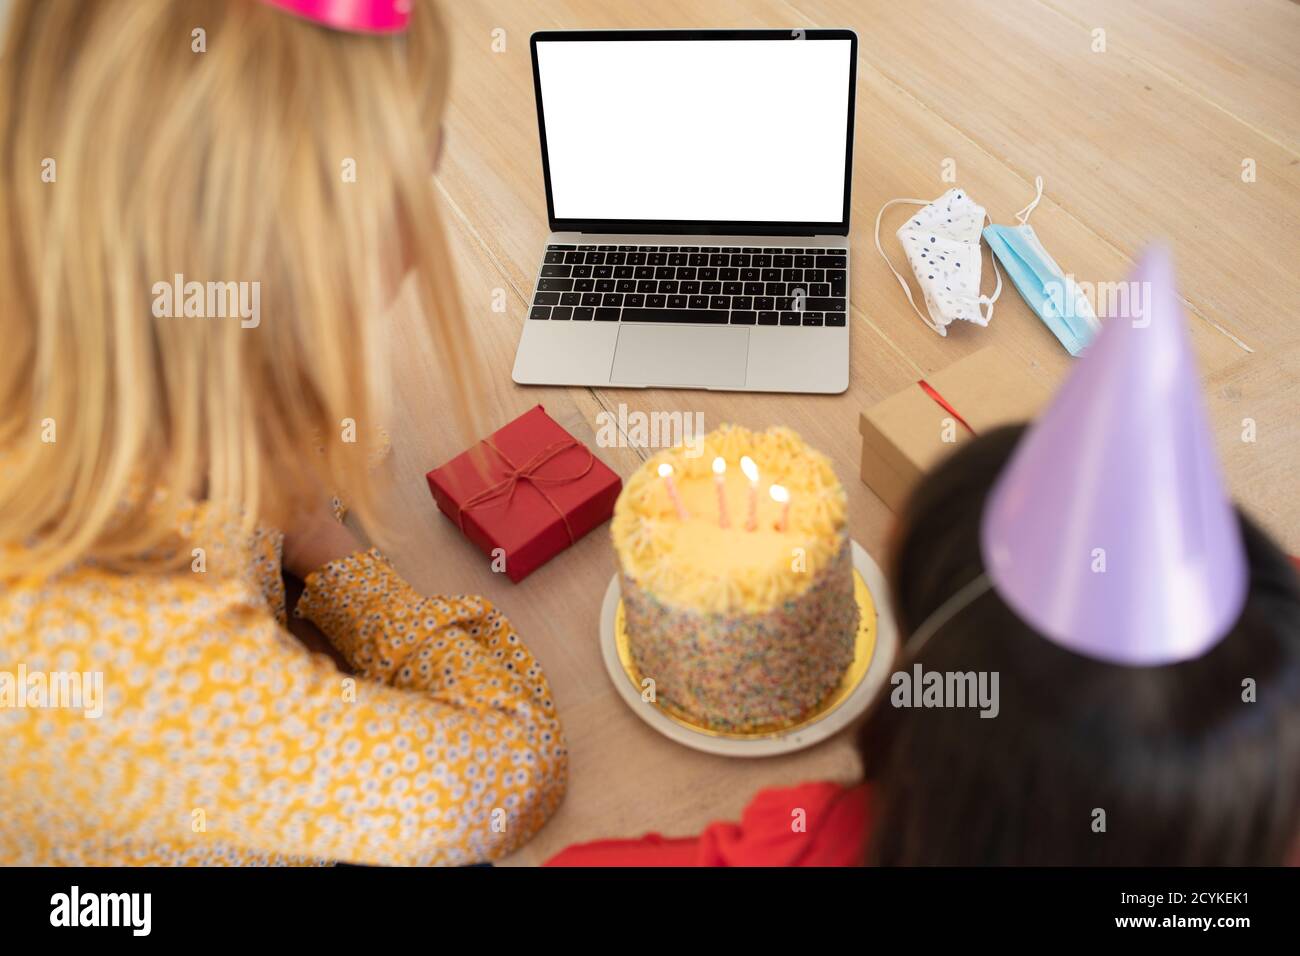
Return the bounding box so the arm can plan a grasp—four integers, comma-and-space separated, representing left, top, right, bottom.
858, 425, 1300, 865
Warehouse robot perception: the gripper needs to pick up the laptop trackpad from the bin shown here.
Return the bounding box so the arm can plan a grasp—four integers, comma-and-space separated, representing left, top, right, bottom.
610, 324, 749, 388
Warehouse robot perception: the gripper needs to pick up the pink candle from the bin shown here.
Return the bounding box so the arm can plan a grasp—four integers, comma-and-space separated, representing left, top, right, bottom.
740, 456, 759, 531
712, 457, 730, 528
769, 483, 790, 532
658, 462, 689, 521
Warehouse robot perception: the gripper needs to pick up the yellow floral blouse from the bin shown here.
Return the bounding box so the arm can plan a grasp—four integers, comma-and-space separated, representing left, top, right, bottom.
0, 517, 568, 865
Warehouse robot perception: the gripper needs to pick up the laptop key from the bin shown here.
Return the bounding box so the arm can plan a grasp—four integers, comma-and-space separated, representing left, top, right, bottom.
668, 294, 688, 309
536, 278, 573, 292
689, 295, 709, 310
680, 281, 701, 295
646, 294, 667, 308
560, 292, 581, 306
774, 255, 793, 268
720, 267, 739, 281
545, 251, 565, 264
595, 279, 615, 292
547, 244, 576, 250
816, 255, 847, 268
617, 279, 636, 292
757, 311, 779, 325
541, 264, 571, 277
723, 282, 743, 296
594, 266, 613, 278
756, 296, 775, 311
614, 266, 633, 279
783, 268, 802, 282
625, 293, 645, 308
710, 295, 731, 310
730, 310, 757, 325
807, 297, 846, 312
677, 267, 697, 281
530, 306, 551, 320
779, 311, 801, 326
533, 292, 560, 306
622, 308, 729, 325
595, 307, 620, 322
574, 278, 594, 291
573, 307, 594, 320
802, 312, 824, 326
637, 279, 656, 293
825, 312, 846, 327
765, 282, 786, 297
581, 292, 601, 306
572, 265, 592, 278
733, 296, 753, 310
603, 293, 623, 307
552, 306, 573, 321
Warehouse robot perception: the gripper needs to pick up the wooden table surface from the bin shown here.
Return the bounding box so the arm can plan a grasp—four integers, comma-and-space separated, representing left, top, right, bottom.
378, 0, 1300, 864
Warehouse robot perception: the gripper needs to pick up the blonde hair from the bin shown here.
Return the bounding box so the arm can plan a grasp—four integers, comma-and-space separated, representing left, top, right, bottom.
0, 0, 476, 578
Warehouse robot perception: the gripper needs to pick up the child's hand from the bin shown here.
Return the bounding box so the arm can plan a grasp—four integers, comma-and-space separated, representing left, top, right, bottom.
281, 500, 365, 580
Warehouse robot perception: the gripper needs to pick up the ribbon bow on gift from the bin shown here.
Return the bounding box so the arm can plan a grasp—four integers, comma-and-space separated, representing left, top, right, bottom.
458, 438, 595, 542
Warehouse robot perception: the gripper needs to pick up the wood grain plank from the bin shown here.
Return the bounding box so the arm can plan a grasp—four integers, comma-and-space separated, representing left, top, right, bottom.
1036, 0, 1300, 154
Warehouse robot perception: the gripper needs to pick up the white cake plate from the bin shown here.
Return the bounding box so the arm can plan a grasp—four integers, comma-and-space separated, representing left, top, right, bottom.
598, 540, 898, 758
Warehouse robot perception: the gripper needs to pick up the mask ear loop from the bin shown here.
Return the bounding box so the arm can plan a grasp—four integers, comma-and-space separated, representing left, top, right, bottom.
1014, 175, 1045, 225
977, 175, 1041, 324
977, 212, 1004, 324
874, 198, 947, 335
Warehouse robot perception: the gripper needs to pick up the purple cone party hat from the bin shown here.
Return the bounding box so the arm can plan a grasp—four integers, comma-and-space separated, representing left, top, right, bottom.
980, 246, 1247, 665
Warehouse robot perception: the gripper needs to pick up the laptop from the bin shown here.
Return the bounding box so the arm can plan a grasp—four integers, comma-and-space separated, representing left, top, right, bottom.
512, 29, 858, 394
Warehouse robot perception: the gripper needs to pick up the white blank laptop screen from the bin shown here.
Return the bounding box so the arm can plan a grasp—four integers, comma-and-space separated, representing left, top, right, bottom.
536, 38, 853, 224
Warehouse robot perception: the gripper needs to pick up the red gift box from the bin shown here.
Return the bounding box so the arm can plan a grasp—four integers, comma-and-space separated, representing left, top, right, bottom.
426, 405, 622, 582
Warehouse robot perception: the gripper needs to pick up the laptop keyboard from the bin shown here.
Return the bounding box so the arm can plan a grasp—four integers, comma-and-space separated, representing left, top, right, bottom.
529, 243, 848, 327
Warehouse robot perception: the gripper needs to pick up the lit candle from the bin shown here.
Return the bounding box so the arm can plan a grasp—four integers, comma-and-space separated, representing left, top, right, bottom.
769, 483, 790, 532
658, 462, 689, 521
712, 457, 730, 528
740, 455, 759, 531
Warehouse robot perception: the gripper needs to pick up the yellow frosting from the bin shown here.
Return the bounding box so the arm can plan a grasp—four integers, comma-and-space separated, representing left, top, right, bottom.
611, 425, 848, 613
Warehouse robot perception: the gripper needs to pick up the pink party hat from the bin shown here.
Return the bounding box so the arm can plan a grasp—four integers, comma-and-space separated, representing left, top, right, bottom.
261, 0, 411, 34
980, 245, 1247, 665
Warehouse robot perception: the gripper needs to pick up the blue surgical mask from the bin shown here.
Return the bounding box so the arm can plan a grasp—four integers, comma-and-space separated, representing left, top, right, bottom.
983, 178, 1101, 356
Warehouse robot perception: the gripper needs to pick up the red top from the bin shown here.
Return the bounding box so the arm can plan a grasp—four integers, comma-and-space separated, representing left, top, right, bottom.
544, 782, 870, 867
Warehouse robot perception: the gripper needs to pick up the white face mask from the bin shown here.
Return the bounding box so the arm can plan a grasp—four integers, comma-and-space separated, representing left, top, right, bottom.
874, 188, 1002, 336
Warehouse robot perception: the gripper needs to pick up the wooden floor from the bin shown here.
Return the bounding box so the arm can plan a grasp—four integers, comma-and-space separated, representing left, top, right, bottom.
379, 0, 1300, 864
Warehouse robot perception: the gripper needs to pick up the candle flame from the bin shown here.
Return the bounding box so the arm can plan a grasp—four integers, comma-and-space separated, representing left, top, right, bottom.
712, 456, 726, 476
657, 462, 673, 478
768, 483, 789, 504
740, 456, 759, 483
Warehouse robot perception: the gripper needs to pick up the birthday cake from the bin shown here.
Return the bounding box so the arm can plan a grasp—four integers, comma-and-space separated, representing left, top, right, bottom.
611, 425, 859, 733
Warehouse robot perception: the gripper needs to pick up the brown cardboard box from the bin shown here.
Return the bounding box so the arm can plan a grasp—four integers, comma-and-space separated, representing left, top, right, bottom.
859, 347, 1051, 512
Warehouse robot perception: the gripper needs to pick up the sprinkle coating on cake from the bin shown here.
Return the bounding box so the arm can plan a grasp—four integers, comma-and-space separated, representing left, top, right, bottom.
611, 424, 858, 733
